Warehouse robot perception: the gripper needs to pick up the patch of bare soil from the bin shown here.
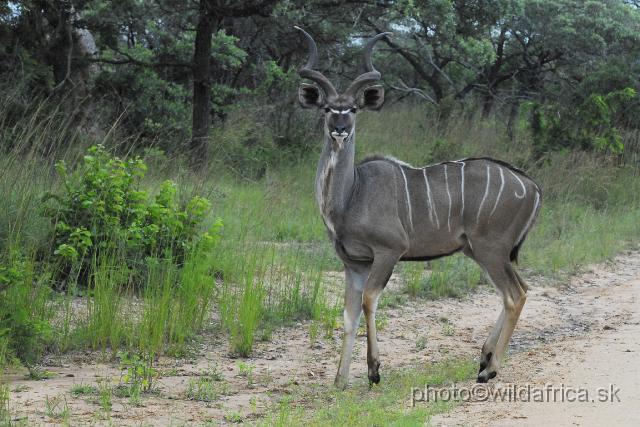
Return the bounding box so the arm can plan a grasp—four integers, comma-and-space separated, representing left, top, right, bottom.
7, 250, 640, 426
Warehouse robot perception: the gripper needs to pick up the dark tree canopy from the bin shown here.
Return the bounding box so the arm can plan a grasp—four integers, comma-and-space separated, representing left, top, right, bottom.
2, 0, 639, 155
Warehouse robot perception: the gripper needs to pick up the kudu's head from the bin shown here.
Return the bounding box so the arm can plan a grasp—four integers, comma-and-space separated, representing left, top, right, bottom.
295, 26, 390, 147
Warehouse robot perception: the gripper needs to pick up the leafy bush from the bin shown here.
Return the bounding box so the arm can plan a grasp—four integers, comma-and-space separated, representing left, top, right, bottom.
531, 88, 638, 155
43, 145, 219, 285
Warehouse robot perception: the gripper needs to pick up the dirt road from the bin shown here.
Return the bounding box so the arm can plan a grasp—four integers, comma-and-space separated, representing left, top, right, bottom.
7, 250, 640, 425
430, 253, 640, 426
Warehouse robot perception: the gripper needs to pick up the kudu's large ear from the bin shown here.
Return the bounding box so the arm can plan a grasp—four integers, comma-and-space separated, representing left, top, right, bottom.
299, 83, 324, 109
358, 85, 385, 111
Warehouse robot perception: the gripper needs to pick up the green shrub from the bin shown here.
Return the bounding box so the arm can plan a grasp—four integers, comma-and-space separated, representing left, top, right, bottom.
0, 251, 53, 365
531, 87, 637, 155
42, 145, 219, 285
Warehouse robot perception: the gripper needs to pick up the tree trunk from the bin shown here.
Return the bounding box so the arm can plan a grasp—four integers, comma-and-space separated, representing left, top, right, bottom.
481, 92, 494, 118
190, 2, 215, 161
43, 0, 73, 91
507, 101, 520, 141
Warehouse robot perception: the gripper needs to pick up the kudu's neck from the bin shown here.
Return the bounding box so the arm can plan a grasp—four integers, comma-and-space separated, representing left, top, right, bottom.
315, 128, 356, 237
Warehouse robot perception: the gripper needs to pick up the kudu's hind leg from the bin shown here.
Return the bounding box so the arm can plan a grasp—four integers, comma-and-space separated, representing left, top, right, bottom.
479, 308, 504, 375
477, 260, 527, 383
335, 265, 369, 390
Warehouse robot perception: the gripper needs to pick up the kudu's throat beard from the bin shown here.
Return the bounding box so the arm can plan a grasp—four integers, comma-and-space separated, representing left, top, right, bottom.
329, 130, 353, 151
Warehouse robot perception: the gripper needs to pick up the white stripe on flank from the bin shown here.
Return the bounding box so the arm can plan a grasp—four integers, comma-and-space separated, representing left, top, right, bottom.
422, 168, 439, 228
515, 191, 541, 245
398, 166, 414, 230
490, 167, 505, 216
459, 162, 466, 218
445, 164, 452, 232
509, 169, 527, 199
477, 165, 491, 223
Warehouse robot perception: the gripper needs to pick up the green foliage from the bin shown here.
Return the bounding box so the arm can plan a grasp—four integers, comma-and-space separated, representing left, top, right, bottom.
0, 378, 9, 425
97, 377, 113, 413
44, 394, 70, 422
96, 67, 192, 146
43, 145, 218, 285
185, 367, 228, 402
0, 252, 53, 365
116, 351, 158, 405
531, 88, 638, 154
70, 384, 98, 396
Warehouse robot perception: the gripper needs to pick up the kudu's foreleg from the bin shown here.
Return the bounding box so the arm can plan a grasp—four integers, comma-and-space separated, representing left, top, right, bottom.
335, 253, 399, 389
362, 253, 399, 386
335, 266, 368, 390
477, 262, 527, 383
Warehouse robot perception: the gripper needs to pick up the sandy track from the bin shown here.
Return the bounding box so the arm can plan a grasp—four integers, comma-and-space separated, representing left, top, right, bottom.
6, 250, 640, 425
430, 254, 640, 427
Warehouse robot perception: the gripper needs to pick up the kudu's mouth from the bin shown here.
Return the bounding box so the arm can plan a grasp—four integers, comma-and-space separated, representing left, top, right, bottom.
330, 131, 350, 145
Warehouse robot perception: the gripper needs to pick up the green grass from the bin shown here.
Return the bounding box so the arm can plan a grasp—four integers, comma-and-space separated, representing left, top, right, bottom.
44, 394, 70, 422
0, 377, 9, 425
70, 383, 98, 396
259, 359, 476, 426
185, 367, 228, 402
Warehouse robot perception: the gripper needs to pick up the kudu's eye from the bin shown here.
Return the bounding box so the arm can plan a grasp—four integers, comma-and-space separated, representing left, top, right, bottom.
350, 107, 357, 113
324, 107, 331, 113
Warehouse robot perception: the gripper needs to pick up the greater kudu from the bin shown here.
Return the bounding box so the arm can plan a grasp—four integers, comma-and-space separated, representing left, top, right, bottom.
295, 27, 542, 388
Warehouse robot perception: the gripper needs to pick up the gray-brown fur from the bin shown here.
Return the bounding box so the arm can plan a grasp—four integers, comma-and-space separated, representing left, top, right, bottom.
295, 27, 541, 389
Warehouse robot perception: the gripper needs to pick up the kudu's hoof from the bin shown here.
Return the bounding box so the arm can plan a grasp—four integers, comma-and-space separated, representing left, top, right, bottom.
368, 360, 381, 386
476, 370, 497, 383
478, 352, 492, 375
368, 372, 381, 386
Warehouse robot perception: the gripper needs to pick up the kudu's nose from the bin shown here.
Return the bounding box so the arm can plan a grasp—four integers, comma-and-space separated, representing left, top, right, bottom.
335, 125, 347, 134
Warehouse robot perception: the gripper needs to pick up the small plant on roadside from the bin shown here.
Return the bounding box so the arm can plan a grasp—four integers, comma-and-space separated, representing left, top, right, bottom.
237, 361, 255, 386
27, 367, 56, 380
441, 322, 455, 336
308, 320, 320, 345
415, 336, 428, 351
116, 351, 157, 404
185, 367, 227, 402
224, 411, 243, 423
97, 377, 113, 414
376, 313, 389, 331
44, 394, 70, 422
70, 383, 97, 396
